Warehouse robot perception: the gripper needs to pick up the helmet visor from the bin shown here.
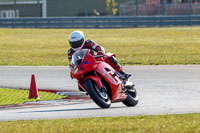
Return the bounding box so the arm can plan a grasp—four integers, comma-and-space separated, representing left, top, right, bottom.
69, 38, 84, 49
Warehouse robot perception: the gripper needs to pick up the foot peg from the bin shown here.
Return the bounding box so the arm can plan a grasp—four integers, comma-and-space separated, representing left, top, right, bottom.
124, 74, 131, 79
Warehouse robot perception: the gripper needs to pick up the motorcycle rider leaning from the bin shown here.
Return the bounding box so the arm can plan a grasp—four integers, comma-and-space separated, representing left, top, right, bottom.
68, 30, 131, 85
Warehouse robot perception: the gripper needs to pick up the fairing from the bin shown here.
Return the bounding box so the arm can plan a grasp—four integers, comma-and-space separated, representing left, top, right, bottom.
70, 49, 127, 102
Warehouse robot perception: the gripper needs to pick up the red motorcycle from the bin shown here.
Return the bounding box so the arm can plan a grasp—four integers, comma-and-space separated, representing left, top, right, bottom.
70, 49, 138, 108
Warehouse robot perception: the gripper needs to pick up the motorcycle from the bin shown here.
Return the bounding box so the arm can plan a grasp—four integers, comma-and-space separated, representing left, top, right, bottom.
70, 49, 138, 108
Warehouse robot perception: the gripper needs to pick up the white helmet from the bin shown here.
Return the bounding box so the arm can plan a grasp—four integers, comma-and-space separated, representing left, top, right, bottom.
69, 30, 85, 51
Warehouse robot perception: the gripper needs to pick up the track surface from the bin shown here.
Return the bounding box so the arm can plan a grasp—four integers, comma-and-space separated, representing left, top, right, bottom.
0, 65, 200, 121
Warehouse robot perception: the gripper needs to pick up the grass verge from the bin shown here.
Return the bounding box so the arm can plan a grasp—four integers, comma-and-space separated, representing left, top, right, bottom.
0, 27, 200, 65
0, 88, 65, 105
0, 113, 200, 133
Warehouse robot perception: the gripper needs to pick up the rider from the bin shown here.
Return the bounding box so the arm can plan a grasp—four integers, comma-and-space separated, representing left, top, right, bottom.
68, 30, 131, 80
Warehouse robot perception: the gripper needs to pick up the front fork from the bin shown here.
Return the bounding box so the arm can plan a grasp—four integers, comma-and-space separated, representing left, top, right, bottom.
82, 72, 102, 89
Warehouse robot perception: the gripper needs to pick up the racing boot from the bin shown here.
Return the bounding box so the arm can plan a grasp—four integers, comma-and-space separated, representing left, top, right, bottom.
119, 71, 131, 80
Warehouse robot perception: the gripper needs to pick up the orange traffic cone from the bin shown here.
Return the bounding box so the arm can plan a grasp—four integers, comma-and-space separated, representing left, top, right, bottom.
29, 74, 39, 99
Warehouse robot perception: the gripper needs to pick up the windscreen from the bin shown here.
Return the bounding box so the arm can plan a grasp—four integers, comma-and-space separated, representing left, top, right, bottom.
71, 49, 88, 66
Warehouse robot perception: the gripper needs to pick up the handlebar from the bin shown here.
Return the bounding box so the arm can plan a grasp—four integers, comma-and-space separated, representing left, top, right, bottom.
94, 54, 108, 58
94, 55, 103, 58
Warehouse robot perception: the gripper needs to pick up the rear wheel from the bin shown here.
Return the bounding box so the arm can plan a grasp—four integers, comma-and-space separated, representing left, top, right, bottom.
84, 79, 111, 108
122, 87, 138, 107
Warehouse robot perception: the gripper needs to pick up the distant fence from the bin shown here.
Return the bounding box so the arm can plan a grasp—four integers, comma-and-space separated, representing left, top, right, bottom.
119, 3, 200, 16
0, 16, 200, 28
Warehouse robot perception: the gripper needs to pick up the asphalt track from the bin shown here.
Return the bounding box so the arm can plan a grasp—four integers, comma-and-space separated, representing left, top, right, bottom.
0, 65, 200, 121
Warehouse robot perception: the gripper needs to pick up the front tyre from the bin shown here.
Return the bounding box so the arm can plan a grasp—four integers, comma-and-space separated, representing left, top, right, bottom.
84, 79, 111, 108
122, 87, 138, 107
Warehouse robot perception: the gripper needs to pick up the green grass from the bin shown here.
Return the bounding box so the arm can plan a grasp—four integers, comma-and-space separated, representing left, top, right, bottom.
0, 88, 65, 105
0, 113, 200, 133
0, 27, 200, 131
0, 27, 200, 65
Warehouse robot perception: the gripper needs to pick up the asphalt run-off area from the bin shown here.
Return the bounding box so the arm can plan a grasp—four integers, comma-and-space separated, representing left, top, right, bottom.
0, 65, 200, 121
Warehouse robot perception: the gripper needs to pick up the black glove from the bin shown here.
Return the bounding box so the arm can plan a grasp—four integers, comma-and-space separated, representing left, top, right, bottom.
70, 73, 73, 79
97, 51, 104, 55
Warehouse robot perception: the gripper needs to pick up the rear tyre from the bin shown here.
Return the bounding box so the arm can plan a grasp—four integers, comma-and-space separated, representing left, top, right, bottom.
122, 87, 138, 107
84, 79, 111, 108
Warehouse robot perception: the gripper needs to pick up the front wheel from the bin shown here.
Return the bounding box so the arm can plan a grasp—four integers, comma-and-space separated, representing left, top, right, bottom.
122, 87, 138, 107
84, 79, 111, 108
